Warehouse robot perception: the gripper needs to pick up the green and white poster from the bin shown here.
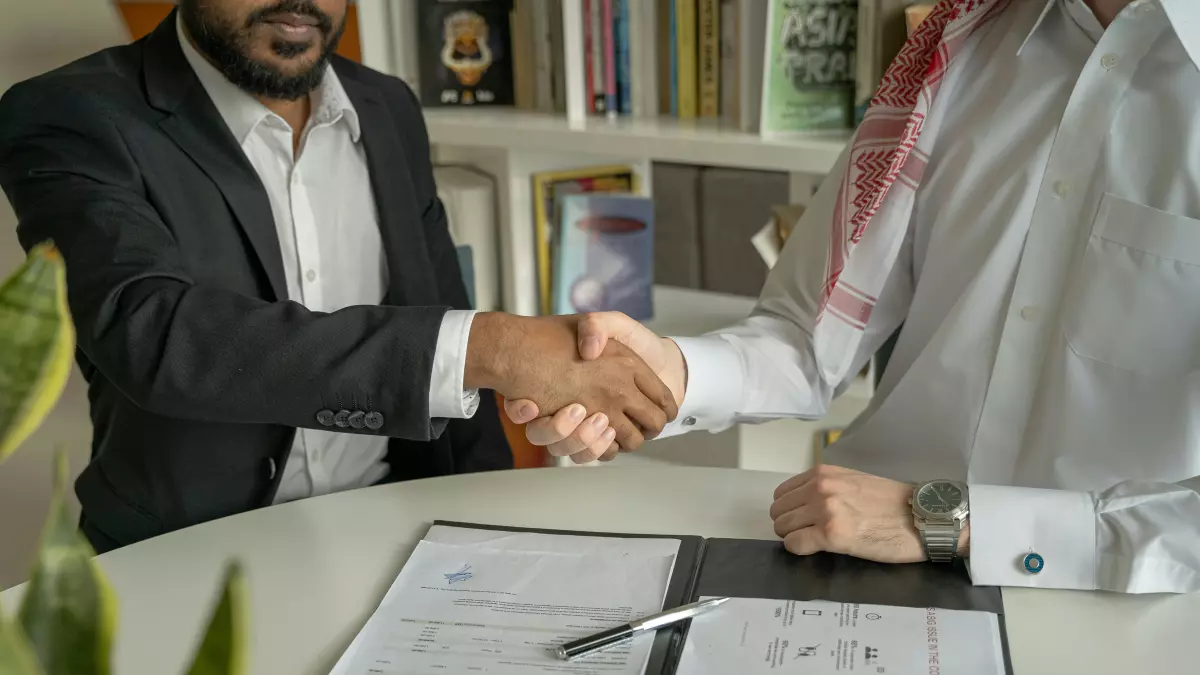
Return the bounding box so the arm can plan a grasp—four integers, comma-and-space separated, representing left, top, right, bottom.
761, 0, 858, 135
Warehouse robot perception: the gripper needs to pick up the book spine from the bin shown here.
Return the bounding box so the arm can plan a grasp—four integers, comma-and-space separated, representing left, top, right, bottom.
584, 0, 596, 113
590, 0, 607, 113
549, 1, 567, 113
675, 0, 698, 119
741, 0, 767, 132
719, 0, 740, 126
532, 0, 555, 112
669, 0, 679, 116
698, 0, 720, 118
616, 0, 633, 115
510, 4, 531, 109
603, 0, 618, 117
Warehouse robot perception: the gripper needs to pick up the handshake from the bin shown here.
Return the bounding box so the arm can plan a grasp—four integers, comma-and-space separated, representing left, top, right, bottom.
465, 311, 685, 463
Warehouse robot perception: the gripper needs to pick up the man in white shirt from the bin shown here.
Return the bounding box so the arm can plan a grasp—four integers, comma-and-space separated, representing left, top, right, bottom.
509, 0, 1200, 594
0, 0, 676, 551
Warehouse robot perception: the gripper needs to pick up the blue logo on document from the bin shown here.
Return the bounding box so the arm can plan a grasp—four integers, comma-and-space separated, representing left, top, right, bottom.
444, 564, 473, 585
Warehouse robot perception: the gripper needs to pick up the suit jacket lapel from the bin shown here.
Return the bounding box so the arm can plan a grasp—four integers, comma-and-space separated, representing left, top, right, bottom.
337, 67, 440, 309
142, 12, 288, 301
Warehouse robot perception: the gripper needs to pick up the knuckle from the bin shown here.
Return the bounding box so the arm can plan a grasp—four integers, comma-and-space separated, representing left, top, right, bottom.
811, 477, 834, 495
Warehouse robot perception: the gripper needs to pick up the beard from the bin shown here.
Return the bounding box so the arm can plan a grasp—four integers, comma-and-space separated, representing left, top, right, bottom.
180, 0, 346, 101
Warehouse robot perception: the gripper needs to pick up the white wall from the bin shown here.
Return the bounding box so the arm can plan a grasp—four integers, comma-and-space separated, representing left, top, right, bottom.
0, 0, 129, 589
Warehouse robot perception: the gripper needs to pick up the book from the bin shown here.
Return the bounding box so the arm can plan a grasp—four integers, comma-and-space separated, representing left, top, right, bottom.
719, 0, 740, 126
552, 194, 654, 320
434, 166, 501, 312
531, 166, 637, 315
547, 1, 568, 113
660, 0, 676, 115
760, 0, 857, 134
630, 0, 656, 117
615, 0, 634, 115
509, 0, 535, 109
603, 0, 618, 116
675, 0, 699, 118
588, 0, 607, 113
531, 0, 555, 112
737, 0, 769, 132
416, 0, 515, 107
698, 0, 720, 118
391, 521, 1016, 675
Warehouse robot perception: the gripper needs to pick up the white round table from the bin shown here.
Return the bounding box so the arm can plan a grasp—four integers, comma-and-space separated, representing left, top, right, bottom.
3, 466, 1196, 674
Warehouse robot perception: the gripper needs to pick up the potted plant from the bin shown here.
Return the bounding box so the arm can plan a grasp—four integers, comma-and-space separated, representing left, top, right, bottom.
0, 243, 244, 675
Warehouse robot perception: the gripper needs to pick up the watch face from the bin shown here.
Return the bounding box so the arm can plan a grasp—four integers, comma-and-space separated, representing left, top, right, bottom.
916, 482, 964, 515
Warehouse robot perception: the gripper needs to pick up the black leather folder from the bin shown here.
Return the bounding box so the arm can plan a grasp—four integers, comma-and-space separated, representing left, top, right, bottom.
432, 521, 1013, 674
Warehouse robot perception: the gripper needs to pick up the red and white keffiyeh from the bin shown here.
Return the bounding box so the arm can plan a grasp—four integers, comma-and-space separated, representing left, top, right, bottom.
814, 0, 1011, 385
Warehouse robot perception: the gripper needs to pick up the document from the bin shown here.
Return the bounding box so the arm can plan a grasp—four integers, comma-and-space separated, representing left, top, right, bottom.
676, 597, 1006, 675
331, 539, 676, 674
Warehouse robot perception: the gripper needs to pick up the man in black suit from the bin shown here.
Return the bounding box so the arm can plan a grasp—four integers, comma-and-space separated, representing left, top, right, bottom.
0, 0, 676, 552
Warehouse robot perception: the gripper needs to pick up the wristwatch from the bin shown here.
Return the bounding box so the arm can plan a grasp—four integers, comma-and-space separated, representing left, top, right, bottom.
910, 479, 969, 563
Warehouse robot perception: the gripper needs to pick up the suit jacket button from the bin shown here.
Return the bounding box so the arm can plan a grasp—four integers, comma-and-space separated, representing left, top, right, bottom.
333, 410, 351, 428
364, 412, 384, 430
348, 411, 366, 429
317, 409, 334, 426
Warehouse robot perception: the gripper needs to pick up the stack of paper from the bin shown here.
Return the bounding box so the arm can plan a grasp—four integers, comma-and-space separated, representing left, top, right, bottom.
676, 597, 1007, 675
331, 526, 680, 674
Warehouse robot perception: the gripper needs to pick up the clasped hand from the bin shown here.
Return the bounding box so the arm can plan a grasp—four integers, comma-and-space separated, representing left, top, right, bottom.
467, 313, 678, 452
501, 312, 686, 463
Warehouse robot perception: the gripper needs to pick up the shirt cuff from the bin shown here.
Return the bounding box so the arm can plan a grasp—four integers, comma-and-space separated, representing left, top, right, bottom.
659, 336, 744, 437
967, 484, 1096, 590
428, 309, 481, 419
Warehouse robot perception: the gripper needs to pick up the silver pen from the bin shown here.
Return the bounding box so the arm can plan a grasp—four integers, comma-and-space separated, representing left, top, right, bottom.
555, 597, 730, 660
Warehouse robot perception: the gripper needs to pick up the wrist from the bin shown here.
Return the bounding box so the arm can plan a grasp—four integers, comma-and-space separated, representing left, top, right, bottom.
958, 519, 971, 557
663, 337, 687, 407
464, 312, 517, 391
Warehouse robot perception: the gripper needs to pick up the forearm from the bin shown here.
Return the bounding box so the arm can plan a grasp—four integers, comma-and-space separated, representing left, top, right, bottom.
968, 477, 1200, 593
87, 277, 449, 440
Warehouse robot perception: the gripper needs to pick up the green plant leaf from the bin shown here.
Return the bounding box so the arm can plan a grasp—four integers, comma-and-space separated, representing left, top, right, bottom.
0, 242, 76, 464
18, 452, 115, 675
186, 562, 247, 675
0, 611, 46, 675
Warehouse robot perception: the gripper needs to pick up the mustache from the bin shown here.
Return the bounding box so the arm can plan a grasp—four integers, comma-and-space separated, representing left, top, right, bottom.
246, 0, 334, 33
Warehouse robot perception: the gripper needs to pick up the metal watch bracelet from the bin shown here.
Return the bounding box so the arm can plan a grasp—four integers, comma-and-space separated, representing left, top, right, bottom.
921, 521, 960, 563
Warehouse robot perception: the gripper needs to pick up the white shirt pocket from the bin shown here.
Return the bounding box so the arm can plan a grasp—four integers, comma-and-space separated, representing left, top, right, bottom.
1061, 193, 1200, 377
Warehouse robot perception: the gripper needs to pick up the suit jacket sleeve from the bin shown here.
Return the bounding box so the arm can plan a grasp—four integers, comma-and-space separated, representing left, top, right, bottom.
0, 80, 447, 442
389, 79, 512, 470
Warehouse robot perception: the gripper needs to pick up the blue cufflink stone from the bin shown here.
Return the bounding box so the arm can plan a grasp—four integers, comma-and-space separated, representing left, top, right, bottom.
1023, 552, 1044, 574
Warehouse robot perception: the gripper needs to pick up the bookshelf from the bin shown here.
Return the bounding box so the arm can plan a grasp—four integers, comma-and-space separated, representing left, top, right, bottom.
355, 1, 869, 468
424, 109, 849, 175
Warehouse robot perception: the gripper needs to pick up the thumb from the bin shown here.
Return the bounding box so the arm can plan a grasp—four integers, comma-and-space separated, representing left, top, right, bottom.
577, 311, 634, 360
503, 398, 540, 424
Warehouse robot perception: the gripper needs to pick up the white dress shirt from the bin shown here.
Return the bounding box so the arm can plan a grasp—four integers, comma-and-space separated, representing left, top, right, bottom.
177, 18, 479, 505
669, 0, 1200, 593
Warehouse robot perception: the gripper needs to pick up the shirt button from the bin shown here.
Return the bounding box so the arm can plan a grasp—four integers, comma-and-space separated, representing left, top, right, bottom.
682, 416, 697, 427
1053, 180, 1073, 199
1100, 53, 1120, 70
1020, 306, 1040, 321
306, 269, 317, 282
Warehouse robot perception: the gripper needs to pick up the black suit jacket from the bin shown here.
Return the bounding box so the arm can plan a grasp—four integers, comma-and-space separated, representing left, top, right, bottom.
0, 15, 512, 552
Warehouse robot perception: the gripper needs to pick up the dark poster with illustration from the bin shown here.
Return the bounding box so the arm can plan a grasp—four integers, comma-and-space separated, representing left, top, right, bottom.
416, 0, 515, 107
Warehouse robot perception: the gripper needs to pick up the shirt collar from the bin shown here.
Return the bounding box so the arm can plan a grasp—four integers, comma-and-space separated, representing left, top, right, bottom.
1017, 0, 1200, 71
174, 13, 361, 145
